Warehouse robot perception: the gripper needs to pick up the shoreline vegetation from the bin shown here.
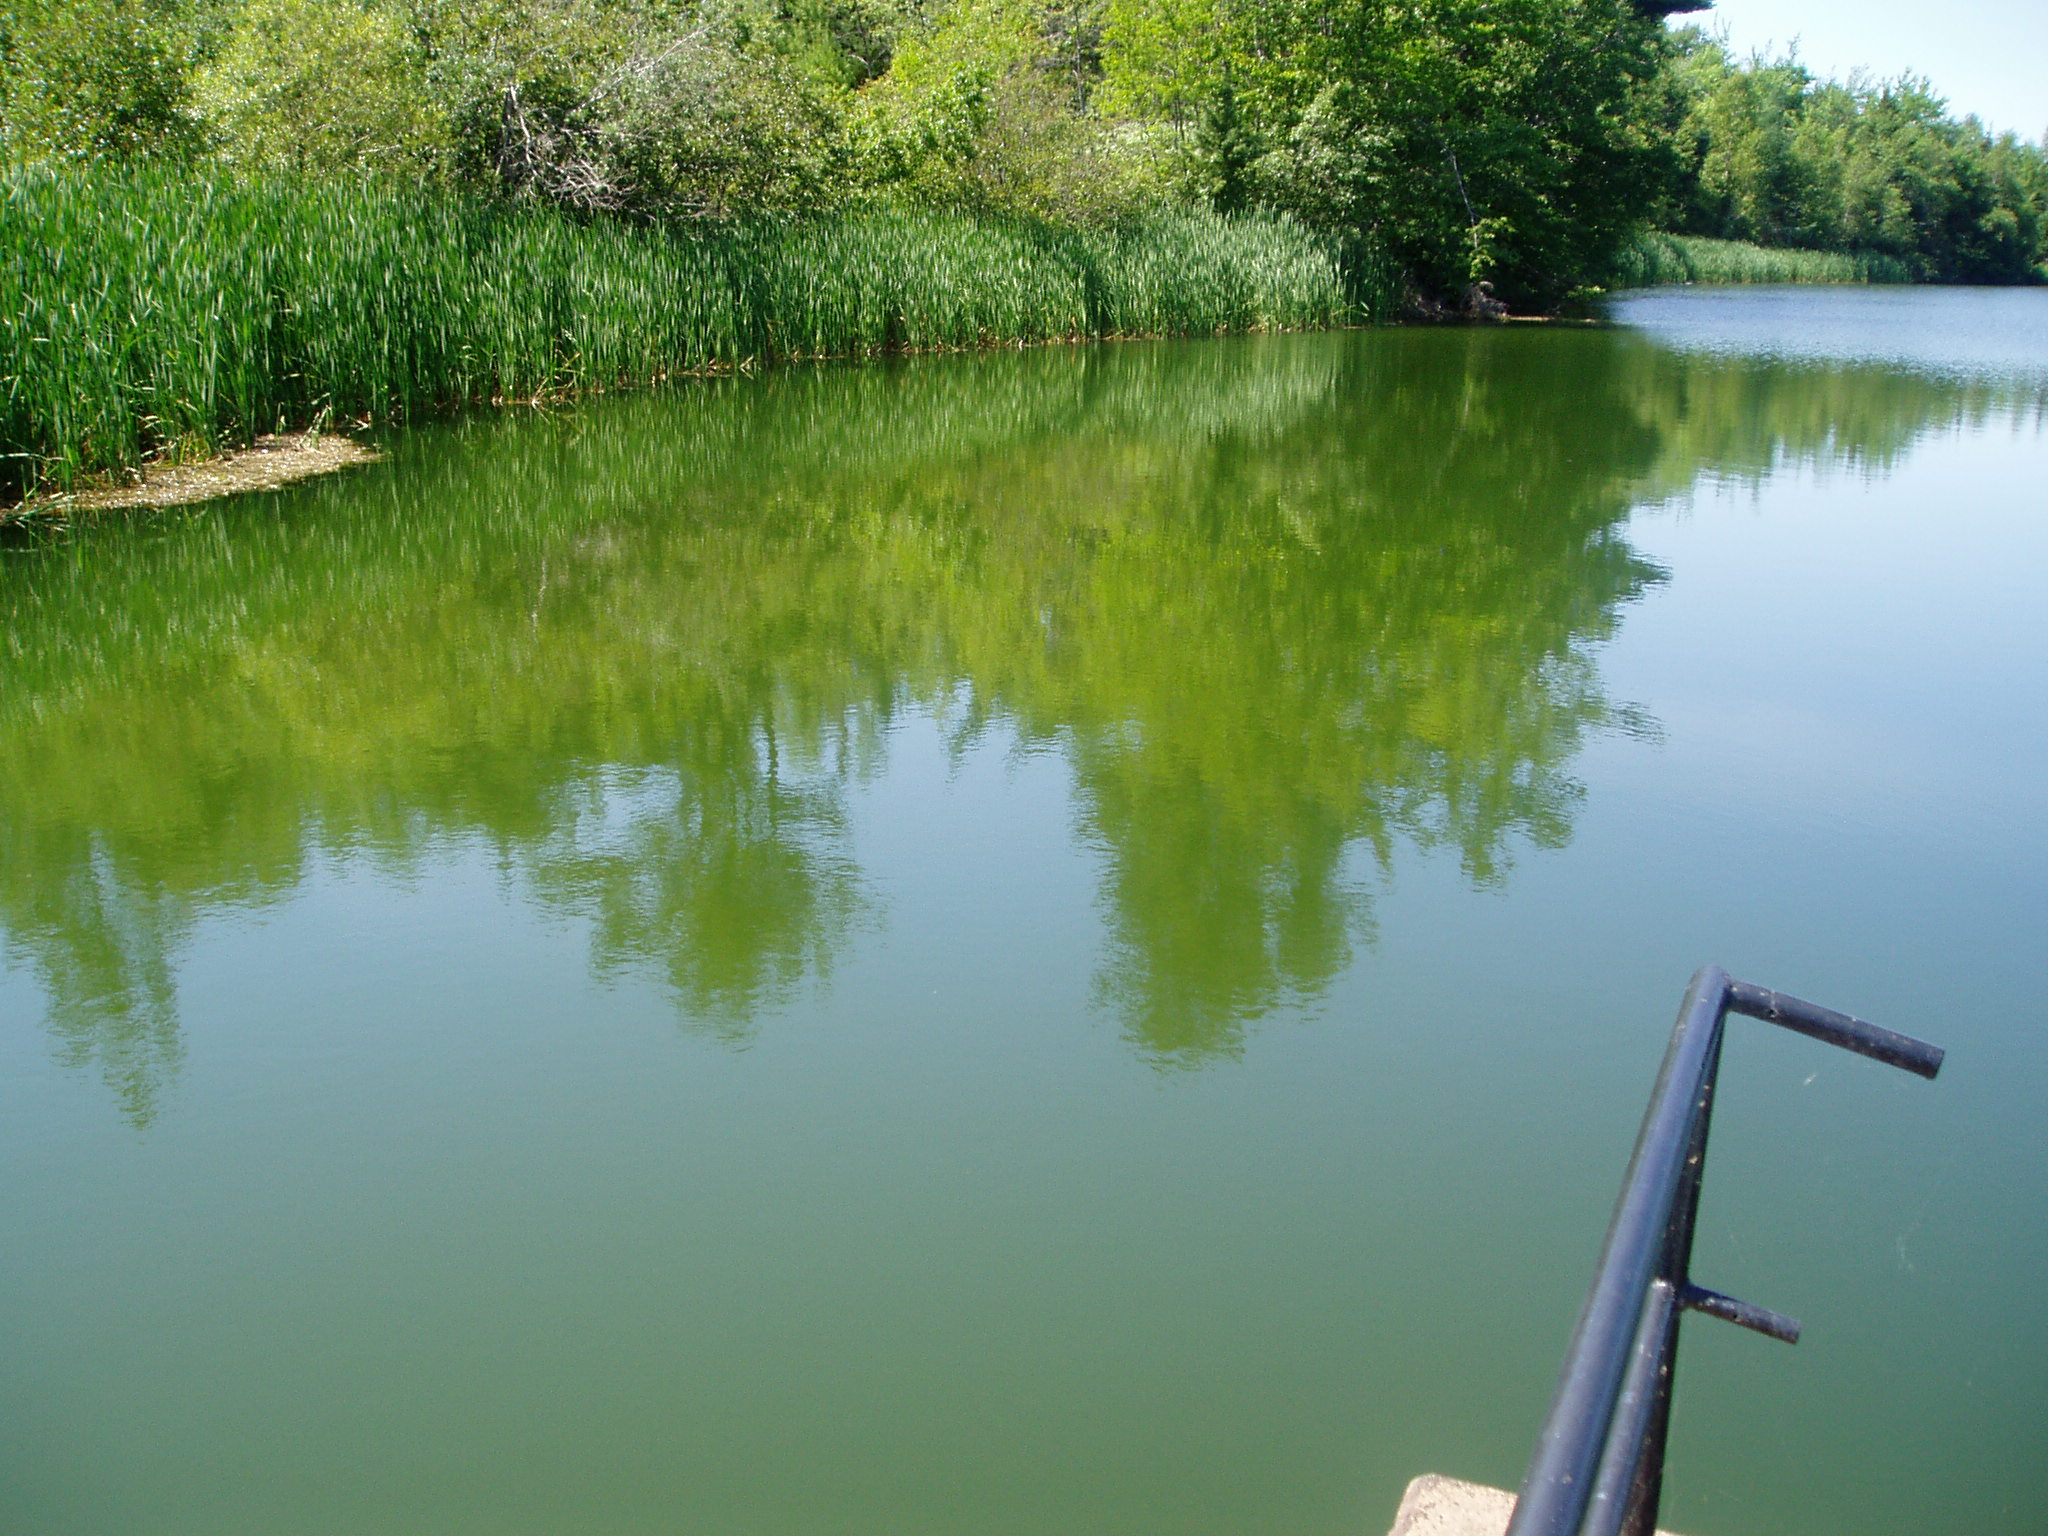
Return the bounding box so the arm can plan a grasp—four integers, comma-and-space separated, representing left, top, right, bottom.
15, 433, 383, 515
2, 0, 2043, 514
1615, 233, 1915, 288
0, 210, 1991, 519
0, 167, 1370, 509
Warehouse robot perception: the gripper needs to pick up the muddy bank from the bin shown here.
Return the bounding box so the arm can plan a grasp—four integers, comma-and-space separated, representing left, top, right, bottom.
4, 433, 381, 521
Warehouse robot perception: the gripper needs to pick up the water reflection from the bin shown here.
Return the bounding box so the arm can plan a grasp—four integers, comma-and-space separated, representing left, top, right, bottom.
2, 327, 2030, 1117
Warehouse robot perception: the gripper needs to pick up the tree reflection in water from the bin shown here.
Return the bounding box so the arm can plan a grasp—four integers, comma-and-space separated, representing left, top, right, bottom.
2, 327, 2027, 1116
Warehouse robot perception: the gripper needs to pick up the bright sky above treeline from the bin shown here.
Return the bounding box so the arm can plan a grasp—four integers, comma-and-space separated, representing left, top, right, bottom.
1692, 0, 2047, 138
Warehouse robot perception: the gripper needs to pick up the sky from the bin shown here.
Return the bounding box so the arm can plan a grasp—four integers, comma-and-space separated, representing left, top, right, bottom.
1678, 0, 2048, 139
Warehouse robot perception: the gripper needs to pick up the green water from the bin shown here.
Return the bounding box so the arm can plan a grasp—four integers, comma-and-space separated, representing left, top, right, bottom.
3, 290, 2045, 1535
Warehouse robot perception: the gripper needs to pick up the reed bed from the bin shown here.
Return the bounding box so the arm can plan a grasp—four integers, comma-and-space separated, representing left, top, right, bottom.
0, 166, 1367, 500
1613, 233, 1913, 289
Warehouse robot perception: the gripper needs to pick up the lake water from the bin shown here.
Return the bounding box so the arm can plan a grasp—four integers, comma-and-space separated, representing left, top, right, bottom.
3, 288, 2044, 1536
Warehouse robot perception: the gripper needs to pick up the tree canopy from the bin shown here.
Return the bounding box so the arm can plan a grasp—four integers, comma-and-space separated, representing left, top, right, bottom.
1, 0, 2042, 312
1660, 31, 2048, 284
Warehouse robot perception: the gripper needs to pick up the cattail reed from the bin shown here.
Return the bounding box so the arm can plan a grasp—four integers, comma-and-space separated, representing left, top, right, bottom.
0, 166, 1374, 500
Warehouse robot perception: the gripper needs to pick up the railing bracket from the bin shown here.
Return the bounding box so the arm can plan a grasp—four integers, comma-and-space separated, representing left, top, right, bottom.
1502, 965, 1943, 1536
1677, 1281, 1801, 1344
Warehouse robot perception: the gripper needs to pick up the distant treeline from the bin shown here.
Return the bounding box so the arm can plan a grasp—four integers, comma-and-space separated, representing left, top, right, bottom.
1658, 32, 2048, 285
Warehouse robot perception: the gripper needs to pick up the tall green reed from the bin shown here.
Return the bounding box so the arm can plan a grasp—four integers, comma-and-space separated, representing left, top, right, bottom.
1613, 233, 1913, 289
0, 166, 1368, 500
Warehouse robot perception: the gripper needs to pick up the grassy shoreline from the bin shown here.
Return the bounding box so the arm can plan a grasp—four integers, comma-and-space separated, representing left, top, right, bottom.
9, 170, 1966, 519
1615, 233, 1914, 288
2, 166, 1388, 507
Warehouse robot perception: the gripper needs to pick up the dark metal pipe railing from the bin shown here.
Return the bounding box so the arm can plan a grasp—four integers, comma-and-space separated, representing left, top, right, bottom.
1503, 965, 1943, 1536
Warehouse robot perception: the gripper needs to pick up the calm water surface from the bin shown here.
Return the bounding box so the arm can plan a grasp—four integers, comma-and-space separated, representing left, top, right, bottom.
3, 288, 2044, 1536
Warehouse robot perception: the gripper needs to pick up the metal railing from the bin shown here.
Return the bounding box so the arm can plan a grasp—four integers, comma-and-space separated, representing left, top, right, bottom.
1503, 965, 1944, 1536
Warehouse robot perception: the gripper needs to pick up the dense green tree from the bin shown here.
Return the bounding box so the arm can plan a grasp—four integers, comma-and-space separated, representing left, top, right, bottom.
1105, 0, 1681, 309
1190, 77, 1252, 214
0, 0, 209, 158
1663, 32, 2048, 283
194, 0, 444, 174
848, 0, 1164, 222
398, 0, 852, 215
